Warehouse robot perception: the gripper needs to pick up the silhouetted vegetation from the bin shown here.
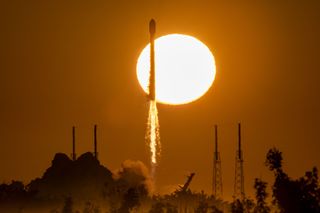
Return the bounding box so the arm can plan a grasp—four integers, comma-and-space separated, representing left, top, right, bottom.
211, 205, 223, 213
62, 197, 74, 213
2, 148, 320, 212
231, 199, 245, 213
82, 201, 101, 213
195, 199, 209, 213
118, 188, 141, 213
230, 198, 254, 213
148, 196, 179, 213
253, 178, 270, 213
228, 147, 320, 213
149, 201, 165, 213
265, 148, 320, 213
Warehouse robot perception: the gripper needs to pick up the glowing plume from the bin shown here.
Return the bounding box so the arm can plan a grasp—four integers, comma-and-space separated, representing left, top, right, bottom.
146, 100, 161, 176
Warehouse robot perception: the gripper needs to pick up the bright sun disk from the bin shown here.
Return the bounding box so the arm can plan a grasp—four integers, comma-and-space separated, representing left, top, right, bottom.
137, 34, 216, 105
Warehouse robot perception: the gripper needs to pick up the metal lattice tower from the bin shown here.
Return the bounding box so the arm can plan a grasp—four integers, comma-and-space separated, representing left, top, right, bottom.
233, 123, 245, 200
213, 125, 223, 199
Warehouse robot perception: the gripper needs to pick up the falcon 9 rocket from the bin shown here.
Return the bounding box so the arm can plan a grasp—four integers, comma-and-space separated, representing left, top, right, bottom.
148, 19, 156, 101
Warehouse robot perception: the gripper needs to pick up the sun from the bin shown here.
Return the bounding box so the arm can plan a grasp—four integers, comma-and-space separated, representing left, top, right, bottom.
136, 34, 216, 105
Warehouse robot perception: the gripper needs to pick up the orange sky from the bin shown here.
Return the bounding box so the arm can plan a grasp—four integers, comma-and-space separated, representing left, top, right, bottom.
0, 0, 320, 200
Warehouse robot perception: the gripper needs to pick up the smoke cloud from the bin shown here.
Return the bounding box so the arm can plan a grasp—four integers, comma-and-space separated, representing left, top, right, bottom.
113, 160, 154, 194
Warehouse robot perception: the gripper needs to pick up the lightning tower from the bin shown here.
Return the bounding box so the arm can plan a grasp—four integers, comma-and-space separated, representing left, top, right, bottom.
94, 124, 98, 159
233, 123, 245, 200
213, 125, 223, 199
71, 126, 76, 161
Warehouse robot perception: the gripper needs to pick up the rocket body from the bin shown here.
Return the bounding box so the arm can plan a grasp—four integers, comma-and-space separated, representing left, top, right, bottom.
148, 19, 156, 101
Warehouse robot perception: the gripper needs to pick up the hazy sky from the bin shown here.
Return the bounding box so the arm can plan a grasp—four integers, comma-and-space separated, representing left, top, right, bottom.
1, 0, 320, 200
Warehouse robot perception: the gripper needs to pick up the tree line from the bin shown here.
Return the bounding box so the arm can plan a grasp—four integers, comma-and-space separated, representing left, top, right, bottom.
1, 148, 320, 212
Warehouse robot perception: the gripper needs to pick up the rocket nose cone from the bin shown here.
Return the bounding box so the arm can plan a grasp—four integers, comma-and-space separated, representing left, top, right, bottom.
149, 19, 156, 34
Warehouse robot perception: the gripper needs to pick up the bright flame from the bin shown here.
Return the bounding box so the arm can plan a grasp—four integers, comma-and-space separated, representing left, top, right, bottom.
146, 100, 161, 175
137, 34, 216, 105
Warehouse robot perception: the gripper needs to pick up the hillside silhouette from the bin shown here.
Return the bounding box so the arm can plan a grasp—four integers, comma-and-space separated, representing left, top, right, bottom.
28, 152, 114, 200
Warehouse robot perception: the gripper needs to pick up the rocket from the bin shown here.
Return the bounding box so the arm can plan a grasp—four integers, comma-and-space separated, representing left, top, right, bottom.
148, 19, 156, 101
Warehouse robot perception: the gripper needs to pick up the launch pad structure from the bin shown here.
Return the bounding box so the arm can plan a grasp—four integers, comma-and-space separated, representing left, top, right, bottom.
233, 123, 245, 200
70, 125, 99, 161
212, 123, 246, 200
213, 125, 223, 199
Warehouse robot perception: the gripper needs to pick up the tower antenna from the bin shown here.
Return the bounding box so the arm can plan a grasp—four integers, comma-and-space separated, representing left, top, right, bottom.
71, 126, 76, 161
233, 123, 245, 200
94, 124, 98, 159
213, 125, 223, 198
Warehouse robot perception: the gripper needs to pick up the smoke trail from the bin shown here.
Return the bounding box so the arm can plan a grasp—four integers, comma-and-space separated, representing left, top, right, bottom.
146, 100, 161, 177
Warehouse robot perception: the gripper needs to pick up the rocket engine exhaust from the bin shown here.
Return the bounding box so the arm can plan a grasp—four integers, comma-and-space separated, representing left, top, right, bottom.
146, 100, 160, 176
145, 19, 161, 178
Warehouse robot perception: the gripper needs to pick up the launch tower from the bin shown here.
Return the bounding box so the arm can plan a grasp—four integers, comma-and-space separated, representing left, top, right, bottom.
94, 124, 98, 159
213, 125, 223, 199
233, 123, 245, 200
71, 126, 76, 161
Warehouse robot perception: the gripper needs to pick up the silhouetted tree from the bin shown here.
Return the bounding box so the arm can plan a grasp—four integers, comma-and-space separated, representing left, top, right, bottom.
195, 199, 209, 213
253, 178, 270, 213
83, 201, 101, 213
62, 196, 74, 213
265, 148, 283, 172
118, 188, 140, 213
108, 202, 118, 213
165, 202, 178, 213
231, 199, 245, 213
231, 198, 254, 213
244, 198, 255, 213
149, 201, 165, 213
265, 148, 320, 213
210, 205, 223, 213
0, 181, 28, 202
